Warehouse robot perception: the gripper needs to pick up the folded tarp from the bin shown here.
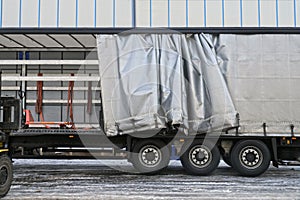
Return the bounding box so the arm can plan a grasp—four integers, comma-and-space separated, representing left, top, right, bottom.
97, 34, 238, 137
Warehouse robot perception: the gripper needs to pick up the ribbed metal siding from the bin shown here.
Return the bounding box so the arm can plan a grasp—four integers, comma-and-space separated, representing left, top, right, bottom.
0, 0, 299, 28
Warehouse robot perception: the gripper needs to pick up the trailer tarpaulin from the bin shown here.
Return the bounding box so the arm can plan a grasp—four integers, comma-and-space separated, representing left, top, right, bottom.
97, 34, 238, 136
215, 34, 300, 135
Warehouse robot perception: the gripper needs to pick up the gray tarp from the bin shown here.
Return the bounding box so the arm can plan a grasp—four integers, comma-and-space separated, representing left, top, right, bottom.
97, 34, 237, 136
215, 34, 300, 135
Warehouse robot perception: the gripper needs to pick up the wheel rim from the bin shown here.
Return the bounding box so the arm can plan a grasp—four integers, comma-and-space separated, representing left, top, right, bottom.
0, 166, 8, 186
189, 145, 212, 169
139, 145, 162, 168
239, 146, 263, 169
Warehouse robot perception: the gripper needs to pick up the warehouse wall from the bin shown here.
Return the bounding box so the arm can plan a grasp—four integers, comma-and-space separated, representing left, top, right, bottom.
0, 0, 299, 28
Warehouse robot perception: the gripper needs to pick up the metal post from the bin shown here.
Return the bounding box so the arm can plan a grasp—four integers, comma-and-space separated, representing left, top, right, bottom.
21, 51, 26, 110
0, 70, 2, 98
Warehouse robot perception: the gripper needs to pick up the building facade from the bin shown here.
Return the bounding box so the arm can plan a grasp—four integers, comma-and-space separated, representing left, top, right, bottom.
0, 0, 298, 28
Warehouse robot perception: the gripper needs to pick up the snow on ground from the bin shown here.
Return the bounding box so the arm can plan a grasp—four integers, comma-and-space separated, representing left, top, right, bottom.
3, 159, 300, 200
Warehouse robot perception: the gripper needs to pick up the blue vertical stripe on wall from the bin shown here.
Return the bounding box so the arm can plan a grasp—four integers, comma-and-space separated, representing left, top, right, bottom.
222, 0, 225, 27
38, 0, 41, 27
150, 0, 152, 27
57, 0, 60, 27
113, 0, 116, 27
94, 0, 97, 27
19, 0, 22, 27
168, 0, 170, 27
132, 0, 136, 27
186, 0, 188, 27
258, 0, 261, 27
276, 0, 279, 27
75, 0, 78, 27
204, 0, 206, 27
294, 0, 297, 27
240, 0, 243, 27
0, 0, 2, 28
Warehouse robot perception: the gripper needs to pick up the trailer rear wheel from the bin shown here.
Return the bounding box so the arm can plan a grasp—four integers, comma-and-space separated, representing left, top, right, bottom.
0, 155, 12, 198
131, 139, 170, 174
231, 140, 270, 177
180, 140, 220, 175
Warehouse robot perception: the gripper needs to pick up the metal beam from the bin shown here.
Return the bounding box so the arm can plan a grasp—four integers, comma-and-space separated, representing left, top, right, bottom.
46, 34, 65, 48
26, 99, 101, 104
0, 60, 98, 65
1, 86, 20, 90
1, 34, 25, 47
2, 75, 99, 82
69, 34, 85, 48
0, 47, 96, 52
26, 86, 100, 91
0, 27, 300, 34
24, 34, 47, 48
0, 41, 7, 48
0, 86, 100, 91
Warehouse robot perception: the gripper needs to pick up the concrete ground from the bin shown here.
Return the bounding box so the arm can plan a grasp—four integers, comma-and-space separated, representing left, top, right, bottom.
3, 159, 300, 200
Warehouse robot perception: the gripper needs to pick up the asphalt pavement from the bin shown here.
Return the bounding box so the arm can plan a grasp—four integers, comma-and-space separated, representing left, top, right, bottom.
3, 159, 300, 200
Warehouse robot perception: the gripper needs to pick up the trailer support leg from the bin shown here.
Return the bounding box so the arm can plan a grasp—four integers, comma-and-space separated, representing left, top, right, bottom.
271, 138, 279, 168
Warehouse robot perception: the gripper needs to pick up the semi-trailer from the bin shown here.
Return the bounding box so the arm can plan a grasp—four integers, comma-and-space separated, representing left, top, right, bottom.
0, 28, 299, 197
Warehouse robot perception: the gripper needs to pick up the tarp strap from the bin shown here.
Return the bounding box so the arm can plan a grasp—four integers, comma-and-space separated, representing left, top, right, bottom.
35, 73, 45, 122
87, 79, 92, 115
66, 73, 74, 127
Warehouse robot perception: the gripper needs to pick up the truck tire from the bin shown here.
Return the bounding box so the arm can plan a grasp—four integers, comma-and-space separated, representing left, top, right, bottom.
0, 155, 12, 198
230, 140, 270, 177
222, 154, 232, 167
131, 139, 170, 174
180, 140, 220, 175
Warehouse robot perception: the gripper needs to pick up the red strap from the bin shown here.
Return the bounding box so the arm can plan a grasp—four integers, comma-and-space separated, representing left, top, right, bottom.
35, 73, 44, 122
67, 73, 75, 128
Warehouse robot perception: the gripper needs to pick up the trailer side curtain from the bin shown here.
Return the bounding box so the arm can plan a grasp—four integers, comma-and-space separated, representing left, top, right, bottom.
97, 33, 238, 136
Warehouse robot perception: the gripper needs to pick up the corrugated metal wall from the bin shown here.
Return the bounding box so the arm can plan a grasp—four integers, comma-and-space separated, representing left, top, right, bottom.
0, 0, 299, 28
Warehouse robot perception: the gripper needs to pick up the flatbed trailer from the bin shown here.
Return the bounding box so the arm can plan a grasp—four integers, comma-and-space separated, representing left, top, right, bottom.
0, 27, 300, 198
9, 127, 300, 164
9, 128, 300, 164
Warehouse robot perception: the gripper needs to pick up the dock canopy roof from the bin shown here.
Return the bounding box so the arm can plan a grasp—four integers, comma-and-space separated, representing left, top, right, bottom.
0, 27, 300, 50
